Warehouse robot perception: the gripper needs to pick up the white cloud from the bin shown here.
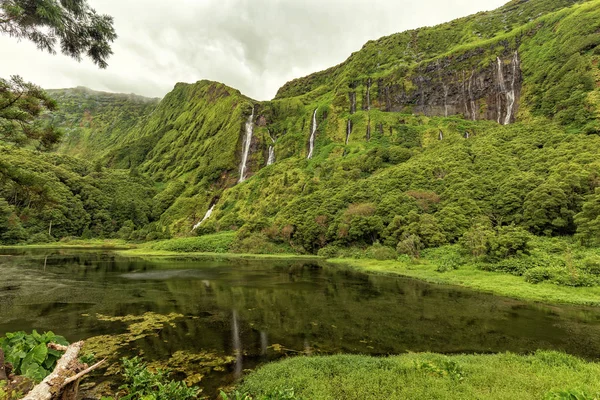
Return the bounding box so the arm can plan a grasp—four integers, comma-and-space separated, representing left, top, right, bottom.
0, 0, 506, 100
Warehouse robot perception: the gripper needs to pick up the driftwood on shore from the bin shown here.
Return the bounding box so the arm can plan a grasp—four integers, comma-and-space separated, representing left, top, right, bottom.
0, 341, 105, 400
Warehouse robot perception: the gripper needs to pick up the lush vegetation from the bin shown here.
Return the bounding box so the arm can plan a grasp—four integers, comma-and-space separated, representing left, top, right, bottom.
0, 0, 599, 296
236, 351, 600, 400
103, 357, 199, 400
0, 331, 68, 382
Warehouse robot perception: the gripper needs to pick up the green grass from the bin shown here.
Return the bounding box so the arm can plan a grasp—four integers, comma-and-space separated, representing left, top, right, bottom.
238, 351, 600, 400
328, 257, 600, 306
0, 238, 134, 250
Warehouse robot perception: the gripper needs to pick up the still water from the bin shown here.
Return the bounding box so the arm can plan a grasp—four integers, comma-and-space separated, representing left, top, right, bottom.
1, 249, 600, 397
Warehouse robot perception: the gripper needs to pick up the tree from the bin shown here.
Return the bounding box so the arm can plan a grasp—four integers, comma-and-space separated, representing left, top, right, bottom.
0, 0, 117, 68
0, 75, 62, 149
575, 188, 600, 246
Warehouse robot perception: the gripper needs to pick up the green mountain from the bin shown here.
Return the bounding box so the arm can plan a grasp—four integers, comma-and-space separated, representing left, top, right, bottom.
2, 0, 600, 252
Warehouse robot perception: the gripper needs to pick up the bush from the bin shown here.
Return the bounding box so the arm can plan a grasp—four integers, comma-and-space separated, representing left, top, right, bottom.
26, 232, 54, 244
231, 233, 295, 255
152, 232, 235, 253
436, 253, 463, 273
524, 267, 557, 284
110, 357, 199, 400
487, 225, 531, 260
317, 245, 341, 258
365, 243, 397, 260
551, 271, 598, 287
0, 331, 69, 382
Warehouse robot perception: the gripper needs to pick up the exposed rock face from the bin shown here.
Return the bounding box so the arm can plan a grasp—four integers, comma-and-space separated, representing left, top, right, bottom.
374, 48, 522, 124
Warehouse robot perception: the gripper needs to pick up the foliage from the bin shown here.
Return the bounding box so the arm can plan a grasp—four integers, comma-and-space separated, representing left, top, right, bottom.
238, 351, 600, 400
545, 389, 600, 400
151, 232, 235, 253
0, 330, 68, 382
0, 145, 157, 243
220, 389, 300, 400
113, 357, 200, 400
0, 0, 116, 68
0, 76, 61, 149
99, 357, 199, 400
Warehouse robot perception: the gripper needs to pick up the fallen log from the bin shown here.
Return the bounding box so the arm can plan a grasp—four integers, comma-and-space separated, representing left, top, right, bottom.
22, 341, 105, 400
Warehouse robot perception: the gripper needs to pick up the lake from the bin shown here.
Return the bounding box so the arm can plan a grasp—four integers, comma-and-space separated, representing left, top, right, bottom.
1, 249, 599, 398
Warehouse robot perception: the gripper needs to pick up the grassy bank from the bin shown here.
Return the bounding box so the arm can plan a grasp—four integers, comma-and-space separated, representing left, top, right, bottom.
0, 238, 134, 250
328, 257, 600, 306
4, 235, 600, 305
236, 352, 600, 400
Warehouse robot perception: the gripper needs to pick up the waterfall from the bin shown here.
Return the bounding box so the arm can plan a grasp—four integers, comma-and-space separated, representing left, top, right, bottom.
346, 120, 353, 145
238, 106, 255, 183
232, 310, 243, 378
365, 78, 371, 110
465, 131, 470, 139
468, 70, 477, 120
267, 146, 275, 166
439, 130, 443, 141
191, 204, 215, 231
349, 92, 356, 114
443, 84, 449, 117
307, 109, 317, 159
496, 57, 507, 124
504, 51, 519, 125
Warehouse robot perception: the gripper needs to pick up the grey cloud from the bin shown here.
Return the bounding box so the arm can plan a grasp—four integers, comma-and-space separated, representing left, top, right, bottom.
0, 0, 506, 100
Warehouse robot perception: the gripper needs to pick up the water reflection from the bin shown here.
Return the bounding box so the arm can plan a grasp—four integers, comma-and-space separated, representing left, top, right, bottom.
232, 310, 243, 379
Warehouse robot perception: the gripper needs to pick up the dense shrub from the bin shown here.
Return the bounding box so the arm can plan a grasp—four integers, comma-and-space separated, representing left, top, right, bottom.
151, 232, 235, 253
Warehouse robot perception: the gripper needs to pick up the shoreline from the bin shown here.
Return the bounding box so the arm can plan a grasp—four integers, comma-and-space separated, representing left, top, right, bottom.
2, 241, 599, 306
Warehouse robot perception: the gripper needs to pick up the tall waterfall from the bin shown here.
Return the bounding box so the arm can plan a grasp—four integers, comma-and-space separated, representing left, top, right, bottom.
232, 310, 243, 378
504, 51, 519, 125
307, 109, 317, 159
191, 204, 215, 231
496, 53, 519, 125
496, 57, 507, 124
468, 70, 477, 120
238, 106, 255, 183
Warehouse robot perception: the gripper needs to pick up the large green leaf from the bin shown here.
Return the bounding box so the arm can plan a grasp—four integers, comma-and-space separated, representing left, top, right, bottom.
23, 343, 48, 367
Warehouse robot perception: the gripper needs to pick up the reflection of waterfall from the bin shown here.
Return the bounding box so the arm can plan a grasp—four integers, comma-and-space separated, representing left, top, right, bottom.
232, 310, 243, 378
260, 331, 268, 356
238, 107, 255, 183
304, 339, 312, 355
192, 204, 215, 231
504, 51, 519, 125
307, 109, 318, 159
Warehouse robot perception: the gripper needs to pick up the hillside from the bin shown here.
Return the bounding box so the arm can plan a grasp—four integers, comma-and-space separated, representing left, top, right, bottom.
2, 0, 599, 254
47, 87, 160, 159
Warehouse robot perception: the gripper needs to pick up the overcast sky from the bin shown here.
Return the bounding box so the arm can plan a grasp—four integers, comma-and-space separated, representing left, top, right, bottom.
1, 0, 507, 100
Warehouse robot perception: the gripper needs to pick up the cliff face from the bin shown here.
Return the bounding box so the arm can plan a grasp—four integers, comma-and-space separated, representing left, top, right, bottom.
372, 48, 522, 124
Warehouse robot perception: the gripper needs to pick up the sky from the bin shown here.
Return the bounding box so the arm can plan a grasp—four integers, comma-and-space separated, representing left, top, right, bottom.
0, 0, 507, 100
